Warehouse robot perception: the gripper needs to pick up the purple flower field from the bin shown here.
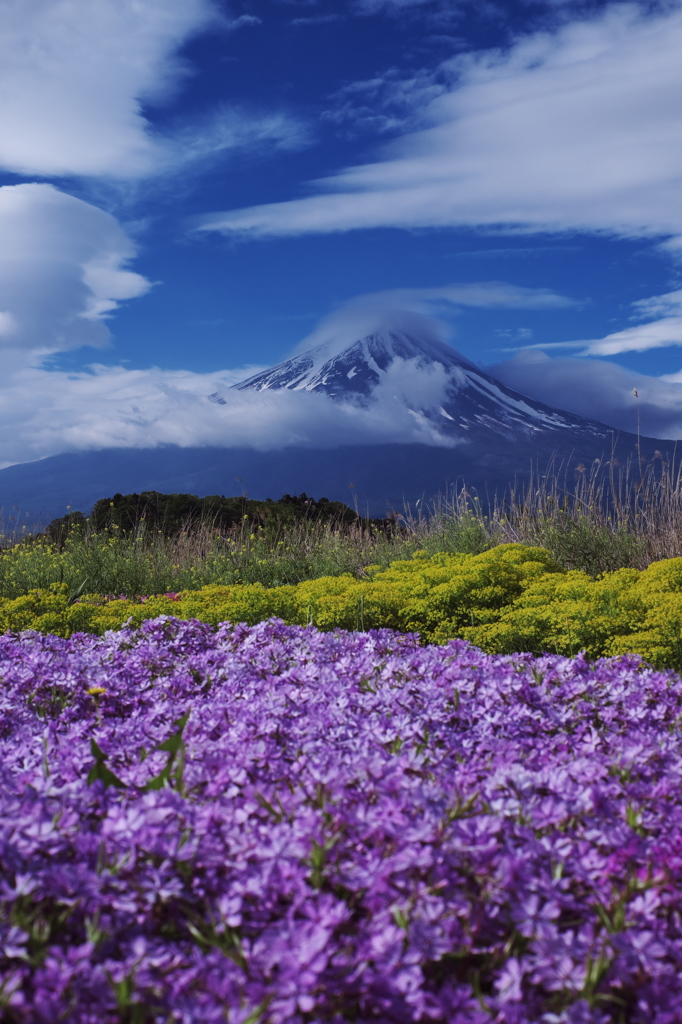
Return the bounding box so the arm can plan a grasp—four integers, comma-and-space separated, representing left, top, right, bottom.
1, 617, 682, 1022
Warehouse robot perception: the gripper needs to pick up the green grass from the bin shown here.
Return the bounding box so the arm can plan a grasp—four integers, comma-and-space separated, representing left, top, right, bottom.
3, 451, 682, 600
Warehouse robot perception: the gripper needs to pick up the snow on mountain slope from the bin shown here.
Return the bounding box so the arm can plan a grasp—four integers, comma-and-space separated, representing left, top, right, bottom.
0, 334, 666, 520
228, 330, 611, 442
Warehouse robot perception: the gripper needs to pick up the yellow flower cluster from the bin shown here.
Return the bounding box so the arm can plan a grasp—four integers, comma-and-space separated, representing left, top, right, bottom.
5, 544, 682, 669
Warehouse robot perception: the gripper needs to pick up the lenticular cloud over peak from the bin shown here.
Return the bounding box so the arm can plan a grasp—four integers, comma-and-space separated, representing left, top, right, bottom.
292, 306, 450, 360
290, 282, 574, 361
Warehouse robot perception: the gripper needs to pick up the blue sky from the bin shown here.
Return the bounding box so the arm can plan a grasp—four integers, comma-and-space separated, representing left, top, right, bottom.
2, 0, 682, 466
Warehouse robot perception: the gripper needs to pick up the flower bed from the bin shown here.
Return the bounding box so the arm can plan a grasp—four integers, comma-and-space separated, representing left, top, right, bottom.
1, 616, 682, 1021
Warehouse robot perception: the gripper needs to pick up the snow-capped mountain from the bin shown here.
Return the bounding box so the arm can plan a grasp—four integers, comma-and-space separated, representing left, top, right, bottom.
0, 330, 667, 522
230, 329, 610, 442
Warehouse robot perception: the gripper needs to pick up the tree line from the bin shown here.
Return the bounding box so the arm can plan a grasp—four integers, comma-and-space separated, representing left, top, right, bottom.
42, 490, 395, 546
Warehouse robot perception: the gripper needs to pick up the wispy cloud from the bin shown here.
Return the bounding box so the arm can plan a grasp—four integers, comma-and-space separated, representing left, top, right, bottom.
446, 245, 581, 258
631, 289, 682, 320
341, 281, 577, 312
291, 13, 345, 25
350, 0, 474, 26
229, 14, 262, 29
197, 4, 682, 249
322, 66, 453, 136
168, 106, 310, 170
555, 319, 682, 358
520, 290, 682, 357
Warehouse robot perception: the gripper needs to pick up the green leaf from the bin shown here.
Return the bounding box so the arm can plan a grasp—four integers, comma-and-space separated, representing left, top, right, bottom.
392, 906, 409, 931
241, 1001, 269, 1024
143, 712, 190, 793
87, 738, 126, 789
143, 767, 171, 792
156, 711, 190, 755
67, 577, 89, 606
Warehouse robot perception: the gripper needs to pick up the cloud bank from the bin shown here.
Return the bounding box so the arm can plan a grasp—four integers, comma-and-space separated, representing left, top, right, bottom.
488, 349, 682, 440
0, 357, 459, 470
197, 3, 682, 248
4, 281, 551, 467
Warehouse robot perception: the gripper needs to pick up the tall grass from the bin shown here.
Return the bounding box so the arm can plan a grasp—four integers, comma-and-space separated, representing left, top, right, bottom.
0, 514, 430, 600
464, 450, 679, 573
3, 450, 682, 599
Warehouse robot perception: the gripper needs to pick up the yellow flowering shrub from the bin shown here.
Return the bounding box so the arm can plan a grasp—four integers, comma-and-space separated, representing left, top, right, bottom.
0, 544, 562, 642
4, 544, 682, 670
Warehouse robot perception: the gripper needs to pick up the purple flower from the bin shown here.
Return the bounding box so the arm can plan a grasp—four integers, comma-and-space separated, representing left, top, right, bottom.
1, 617, 682, 1020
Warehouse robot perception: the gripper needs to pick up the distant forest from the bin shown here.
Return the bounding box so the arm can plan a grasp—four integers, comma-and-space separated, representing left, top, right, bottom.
43, 490, 388, 544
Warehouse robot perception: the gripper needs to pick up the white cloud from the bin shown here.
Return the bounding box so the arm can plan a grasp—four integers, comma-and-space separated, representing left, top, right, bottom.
0, 0, 257, 178
521, 290, 682, 356
488, 348, 682, 439
289, 283, 574, 357
566, 318, 682, 357
0, 0, 211, 178
292, 306, 451, 357
230, 14, 262, 28
197, 3, 682, 246
0, 183, 150, 369
0, 358, 459, 469
170, 107, 310, 170
340, 281, 577, 313
631, 289, 682, 320
0, 364, 253, 468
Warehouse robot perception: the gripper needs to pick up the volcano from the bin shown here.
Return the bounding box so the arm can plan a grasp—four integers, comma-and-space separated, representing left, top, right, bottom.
230, 329, 611, 444
0, 330, 668, 521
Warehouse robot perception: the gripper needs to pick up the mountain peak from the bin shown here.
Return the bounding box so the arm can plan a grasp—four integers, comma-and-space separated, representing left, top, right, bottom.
229, 329, 610, 442
232, 329, 477, 398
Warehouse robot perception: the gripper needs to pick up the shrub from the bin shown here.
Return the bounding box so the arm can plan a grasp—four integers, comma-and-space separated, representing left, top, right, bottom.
7, 543, 682, 670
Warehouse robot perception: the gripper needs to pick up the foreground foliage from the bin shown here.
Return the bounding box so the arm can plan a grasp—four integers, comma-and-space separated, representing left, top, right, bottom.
4, 459, 673, 603
6, 544, 682, 669
2, 617, 682, 1021
0, 510, 425, 600
13, 448, 682, 604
